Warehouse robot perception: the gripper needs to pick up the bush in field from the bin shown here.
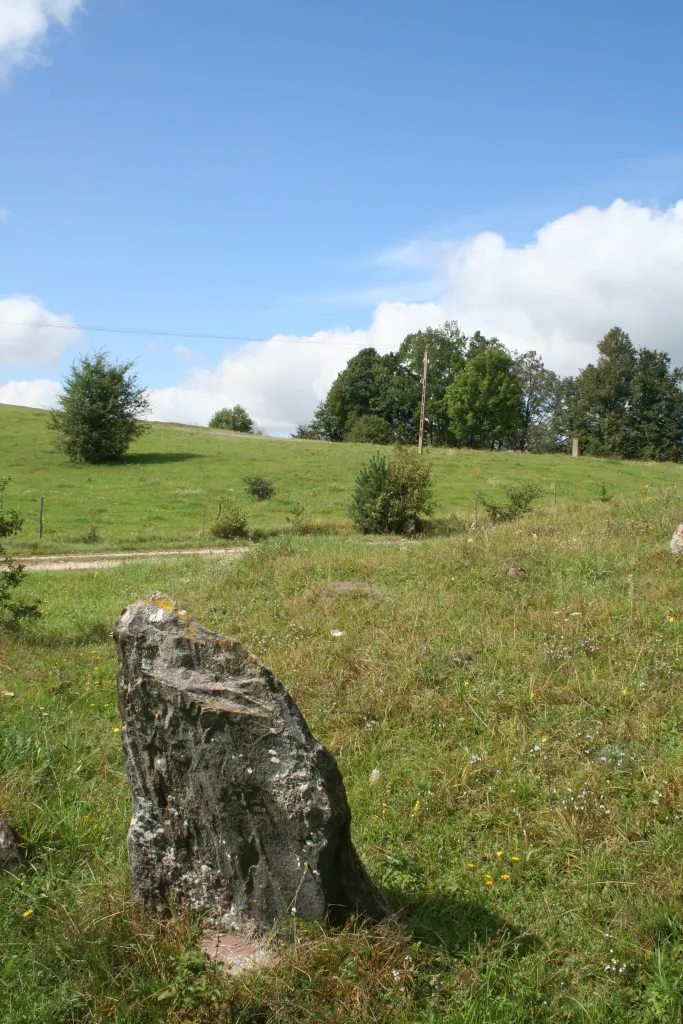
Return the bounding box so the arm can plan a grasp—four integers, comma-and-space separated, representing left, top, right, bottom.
49, 352, 150, 463
0, 478, 40, 622
350, 447, 433, 534
244, 475, 275, 501
344, 414, 393, 445
209, 405, 254, 433
210, 495, 248, 539
481, 483, 541, 522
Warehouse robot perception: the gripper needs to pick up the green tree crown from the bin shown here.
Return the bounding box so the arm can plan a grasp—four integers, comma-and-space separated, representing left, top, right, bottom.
49, 352, 151, 464
209, 405, 255, 432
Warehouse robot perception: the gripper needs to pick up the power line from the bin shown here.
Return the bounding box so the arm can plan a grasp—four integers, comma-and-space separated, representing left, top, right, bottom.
0, 318, 397, 347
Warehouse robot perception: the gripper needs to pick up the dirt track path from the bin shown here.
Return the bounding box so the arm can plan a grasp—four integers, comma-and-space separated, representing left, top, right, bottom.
16, 547, 249, 572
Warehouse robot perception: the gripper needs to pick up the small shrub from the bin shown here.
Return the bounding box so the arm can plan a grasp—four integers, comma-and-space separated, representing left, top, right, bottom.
82, 523, 102, 543
285, 502, 306, 531
599, 482, 612, 503
209, 405, 254, 433
350, 447, 433, 534
481, 483, 541, 522
0, 478, 40, 622
210, 496, 248, 539
244, 475, 275, 501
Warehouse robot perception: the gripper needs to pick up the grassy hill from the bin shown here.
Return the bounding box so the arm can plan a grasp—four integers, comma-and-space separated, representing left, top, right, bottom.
1, 402, 681, 555
1, 486, 683, 1022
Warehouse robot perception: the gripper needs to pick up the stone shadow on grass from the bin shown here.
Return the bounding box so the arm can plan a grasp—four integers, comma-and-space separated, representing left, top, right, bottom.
388, 889, 539, 957
118, 452, 202, 466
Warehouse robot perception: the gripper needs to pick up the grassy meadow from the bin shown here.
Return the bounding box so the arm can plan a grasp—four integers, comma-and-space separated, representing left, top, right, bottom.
1, 462, 683, 1021
2, 401, 683, 555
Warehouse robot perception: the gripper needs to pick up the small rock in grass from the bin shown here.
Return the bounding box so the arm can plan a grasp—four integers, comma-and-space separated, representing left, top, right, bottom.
505, 567, 527, 580
0, 816, 22, 872
670, 524, 683, 554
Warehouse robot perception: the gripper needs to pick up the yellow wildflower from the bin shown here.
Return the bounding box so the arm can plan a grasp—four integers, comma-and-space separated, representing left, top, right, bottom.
485, 879, 494, 886
511, 856, 519, 862
622, 689, 629, 696
496, 850, 504, 857
501, 874, 511, 881
467, 863, 475, 869
541, 736, 548, 743
22, 909, 33, 919
113, 727, 120, 734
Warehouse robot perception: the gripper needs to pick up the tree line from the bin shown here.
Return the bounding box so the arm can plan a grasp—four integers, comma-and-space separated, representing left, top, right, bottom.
295, 323, 683, 461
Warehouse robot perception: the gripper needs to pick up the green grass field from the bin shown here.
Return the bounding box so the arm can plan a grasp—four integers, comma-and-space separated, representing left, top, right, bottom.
2, 403, 683, 1022
2, 402, 681, 555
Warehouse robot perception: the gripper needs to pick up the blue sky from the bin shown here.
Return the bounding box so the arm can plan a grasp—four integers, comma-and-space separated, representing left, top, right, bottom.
1, 0, 683, 432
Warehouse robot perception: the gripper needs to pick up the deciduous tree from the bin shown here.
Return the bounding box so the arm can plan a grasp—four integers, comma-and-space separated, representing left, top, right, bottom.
50, 352, 150, 463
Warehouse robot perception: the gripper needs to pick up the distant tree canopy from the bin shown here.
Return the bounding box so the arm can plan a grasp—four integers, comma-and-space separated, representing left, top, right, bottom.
50, 352, 150, 463
209, 405, 255, 433
446, 345, 522, 449
566, 328, 683, 461
295, 322, 683, 461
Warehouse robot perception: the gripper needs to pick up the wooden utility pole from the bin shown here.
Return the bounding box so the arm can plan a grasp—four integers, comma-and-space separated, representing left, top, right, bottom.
418, 345, 429, 454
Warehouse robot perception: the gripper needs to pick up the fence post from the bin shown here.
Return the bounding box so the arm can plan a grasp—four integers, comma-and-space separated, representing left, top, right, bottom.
473, 491, 478, 526
39, 496, 44, 539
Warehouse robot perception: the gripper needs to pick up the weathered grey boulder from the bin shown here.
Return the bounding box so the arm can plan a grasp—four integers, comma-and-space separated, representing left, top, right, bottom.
0, 816, 21, 872
114, 595, 385, 930
670, 524, 683, 554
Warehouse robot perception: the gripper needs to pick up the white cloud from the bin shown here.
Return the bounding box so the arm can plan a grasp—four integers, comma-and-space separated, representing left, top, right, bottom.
0, 295, 83, 363
6, 198, 683, 435
172, 344, 204, 361
441, 198, 683, 374
0, 0, 82, 78
0, 376, 59, 408
150, 199, 683, 434
150, 301, 441, 434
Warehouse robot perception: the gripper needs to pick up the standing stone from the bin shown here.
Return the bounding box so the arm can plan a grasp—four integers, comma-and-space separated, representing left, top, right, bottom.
114, 595, 385, 931
0, 816, 21, 872
670, 524, 683, 554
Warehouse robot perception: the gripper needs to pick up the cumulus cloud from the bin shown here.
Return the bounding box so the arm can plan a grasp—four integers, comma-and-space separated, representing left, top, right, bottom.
0, 376, 59, 408
0, 295, 83, 363
149, 301, 441, 434
150, 199, 683, 434
5, 198, 683, 435
441, 198, 683, 374
0, 0, 82, 77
